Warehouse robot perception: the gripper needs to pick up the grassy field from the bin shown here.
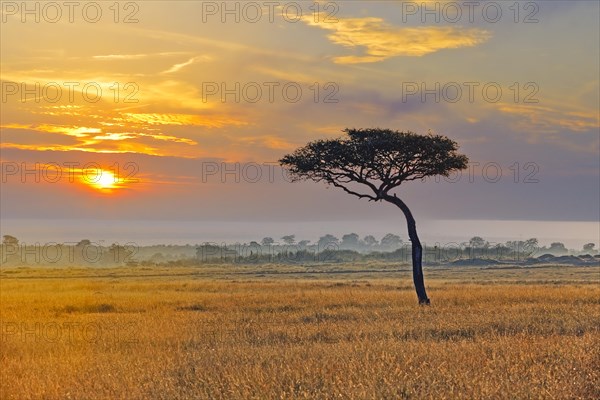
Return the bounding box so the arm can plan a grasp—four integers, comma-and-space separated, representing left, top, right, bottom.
1, 263, 599, 399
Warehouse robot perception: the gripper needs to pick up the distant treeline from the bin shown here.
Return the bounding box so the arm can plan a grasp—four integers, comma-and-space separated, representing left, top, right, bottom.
1, 234, 597, 267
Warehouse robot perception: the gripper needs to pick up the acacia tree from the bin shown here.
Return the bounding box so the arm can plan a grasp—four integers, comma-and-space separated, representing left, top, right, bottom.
280, 128, 469, 304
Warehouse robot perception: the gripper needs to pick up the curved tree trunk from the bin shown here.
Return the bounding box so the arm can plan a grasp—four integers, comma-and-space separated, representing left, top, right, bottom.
383, 194, 430, 305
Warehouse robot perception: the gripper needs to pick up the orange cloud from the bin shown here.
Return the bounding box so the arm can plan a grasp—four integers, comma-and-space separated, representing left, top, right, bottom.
1, 123, 101, 138
0, 142, 156, 154
123, 113, 247, 128
92, 132, 197, 145
303, 15, 491, 63
497, 103, 600, 133
237, 135, 297, 151
1, 122, 198, 156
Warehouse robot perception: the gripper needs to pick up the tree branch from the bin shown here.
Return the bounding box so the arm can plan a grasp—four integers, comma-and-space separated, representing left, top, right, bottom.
329, 180, 380, 202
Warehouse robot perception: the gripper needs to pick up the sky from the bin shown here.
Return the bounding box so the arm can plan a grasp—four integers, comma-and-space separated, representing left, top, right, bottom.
1, 1, 599, 248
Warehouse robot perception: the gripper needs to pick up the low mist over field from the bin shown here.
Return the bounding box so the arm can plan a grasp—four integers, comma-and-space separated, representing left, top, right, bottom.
1, 218, 598, 250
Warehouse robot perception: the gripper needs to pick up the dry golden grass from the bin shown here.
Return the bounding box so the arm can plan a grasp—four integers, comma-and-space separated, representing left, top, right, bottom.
1, 264, 599, 399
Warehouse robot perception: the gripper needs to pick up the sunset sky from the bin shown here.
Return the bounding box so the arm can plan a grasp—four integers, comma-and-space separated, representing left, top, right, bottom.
1, 1, 599, 248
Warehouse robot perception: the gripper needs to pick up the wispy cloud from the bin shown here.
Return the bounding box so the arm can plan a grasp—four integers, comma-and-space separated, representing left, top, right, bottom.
129, 26, 315, 63
92, 132, 197, 144
303, 15, 491, 64
92, 52, 189, 60
91, 132, 137, 141
162, 55, 212, 74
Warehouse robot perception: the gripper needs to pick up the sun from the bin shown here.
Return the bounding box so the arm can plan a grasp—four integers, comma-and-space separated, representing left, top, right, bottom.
97, 171, 117, 189
85, 169, 119, 191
